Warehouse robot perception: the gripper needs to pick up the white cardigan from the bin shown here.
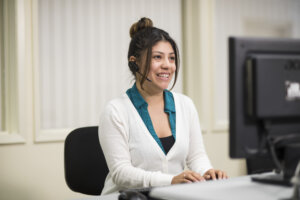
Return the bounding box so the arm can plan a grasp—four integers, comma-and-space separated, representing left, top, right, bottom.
98, 92, 212, 195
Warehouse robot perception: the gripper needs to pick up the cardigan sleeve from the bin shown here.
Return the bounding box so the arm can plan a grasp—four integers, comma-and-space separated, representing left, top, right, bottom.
98, 101, 173, 189
185, 97, 213, 175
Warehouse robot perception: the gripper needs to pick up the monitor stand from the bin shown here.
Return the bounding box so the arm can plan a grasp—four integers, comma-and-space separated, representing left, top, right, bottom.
251, 137, 300, 187
251, 173, 291, 187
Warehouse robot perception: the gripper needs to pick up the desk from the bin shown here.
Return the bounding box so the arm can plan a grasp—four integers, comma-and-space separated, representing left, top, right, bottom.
76, 174, 294, 200
150, 174, 293, 200
75, 193, 118, 200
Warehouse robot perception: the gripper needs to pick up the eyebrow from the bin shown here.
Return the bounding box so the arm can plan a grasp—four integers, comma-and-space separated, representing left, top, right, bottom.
152, 51, 175, 55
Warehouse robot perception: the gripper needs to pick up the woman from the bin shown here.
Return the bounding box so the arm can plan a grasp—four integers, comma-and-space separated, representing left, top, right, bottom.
99, 17, 227, 195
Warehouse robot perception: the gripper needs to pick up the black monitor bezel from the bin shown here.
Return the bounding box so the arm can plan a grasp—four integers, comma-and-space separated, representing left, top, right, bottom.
229, 36, 300, 158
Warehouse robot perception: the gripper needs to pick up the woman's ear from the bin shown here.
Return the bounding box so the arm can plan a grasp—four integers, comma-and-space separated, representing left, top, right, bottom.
129, 56, 136, 62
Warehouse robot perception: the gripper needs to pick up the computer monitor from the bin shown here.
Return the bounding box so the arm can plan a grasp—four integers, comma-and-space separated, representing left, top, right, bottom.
229, 37, 300, 184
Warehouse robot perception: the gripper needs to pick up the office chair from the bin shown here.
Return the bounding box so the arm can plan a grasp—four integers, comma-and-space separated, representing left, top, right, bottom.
64, 126, 109, 195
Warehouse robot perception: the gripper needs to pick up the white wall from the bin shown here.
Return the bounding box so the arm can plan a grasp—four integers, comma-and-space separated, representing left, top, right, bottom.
36, 0, 183, 131
34, 0, 183, 142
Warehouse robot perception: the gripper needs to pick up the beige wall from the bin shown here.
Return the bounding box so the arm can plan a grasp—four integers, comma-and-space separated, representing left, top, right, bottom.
0, 2, 89, 198
203, 134, 246, 177
0, 143, 89, 200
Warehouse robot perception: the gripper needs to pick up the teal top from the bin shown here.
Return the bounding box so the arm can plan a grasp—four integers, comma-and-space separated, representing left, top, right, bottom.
126, 83, 176, 155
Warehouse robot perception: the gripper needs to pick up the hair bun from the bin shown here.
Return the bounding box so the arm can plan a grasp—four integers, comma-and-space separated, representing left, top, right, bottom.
129, 17, 153, 38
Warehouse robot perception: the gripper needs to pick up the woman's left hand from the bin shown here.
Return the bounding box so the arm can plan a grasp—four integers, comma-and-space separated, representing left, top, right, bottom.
203, 169, 228, 180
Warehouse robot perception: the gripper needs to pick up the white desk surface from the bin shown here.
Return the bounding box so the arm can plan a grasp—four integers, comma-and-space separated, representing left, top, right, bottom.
150, 174, 293, 200
75, 174, 294, 200
75, 193, 118, 200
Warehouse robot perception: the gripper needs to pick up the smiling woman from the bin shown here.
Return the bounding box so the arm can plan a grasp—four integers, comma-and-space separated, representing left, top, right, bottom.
98, 17, 228, 195
127, 18, 180, 92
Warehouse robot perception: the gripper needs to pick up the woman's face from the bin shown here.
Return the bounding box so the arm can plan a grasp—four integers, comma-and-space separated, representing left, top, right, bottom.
142, 41, 176, 93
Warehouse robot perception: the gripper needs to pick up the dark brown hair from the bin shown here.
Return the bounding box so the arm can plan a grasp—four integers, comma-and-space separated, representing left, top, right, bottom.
128, 17, 180, 90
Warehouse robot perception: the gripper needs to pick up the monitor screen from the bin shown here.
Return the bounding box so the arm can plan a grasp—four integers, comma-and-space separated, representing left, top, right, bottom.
229, 37, 300, 180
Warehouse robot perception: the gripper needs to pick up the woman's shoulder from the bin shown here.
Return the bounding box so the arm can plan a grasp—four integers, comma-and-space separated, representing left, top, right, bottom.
171, 92, 193, 104
106, 93, 128, 105
102, 94, 131, 113
171, 92, 197, 115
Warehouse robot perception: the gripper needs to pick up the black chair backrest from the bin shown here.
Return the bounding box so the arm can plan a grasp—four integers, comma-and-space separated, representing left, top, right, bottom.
64, 126, 109, 195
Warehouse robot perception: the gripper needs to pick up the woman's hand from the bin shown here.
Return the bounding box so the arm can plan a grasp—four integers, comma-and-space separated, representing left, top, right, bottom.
171, 170, 205, 184
203, 169, 228, 180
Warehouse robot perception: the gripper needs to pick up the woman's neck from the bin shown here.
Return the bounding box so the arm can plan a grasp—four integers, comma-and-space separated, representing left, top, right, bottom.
136, 81, 164, 106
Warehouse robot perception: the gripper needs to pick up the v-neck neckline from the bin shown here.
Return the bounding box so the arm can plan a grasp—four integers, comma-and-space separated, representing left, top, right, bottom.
125, 93, 178, 158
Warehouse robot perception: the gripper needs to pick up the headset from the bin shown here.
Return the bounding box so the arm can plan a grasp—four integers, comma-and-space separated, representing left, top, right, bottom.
128, 61, 140, 73
128, 61, 152, 82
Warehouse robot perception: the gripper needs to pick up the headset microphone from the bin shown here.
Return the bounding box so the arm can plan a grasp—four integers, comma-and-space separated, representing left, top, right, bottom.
129, 61, 152, 82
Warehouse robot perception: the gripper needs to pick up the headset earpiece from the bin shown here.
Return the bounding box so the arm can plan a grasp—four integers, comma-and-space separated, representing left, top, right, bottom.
128, 61, 152, 82
129, 61, 139, 72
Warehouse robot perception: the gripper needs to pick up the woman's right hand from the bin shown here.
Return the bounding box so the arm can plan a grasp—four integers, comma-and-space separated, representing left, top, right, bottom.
171, 170, 205, 184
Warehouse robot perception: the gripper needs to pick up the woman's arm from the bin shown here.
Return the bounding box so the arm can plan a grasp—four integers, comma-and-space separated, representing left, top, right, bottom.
185, 98, 213, 175
185, 98, 228, 179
